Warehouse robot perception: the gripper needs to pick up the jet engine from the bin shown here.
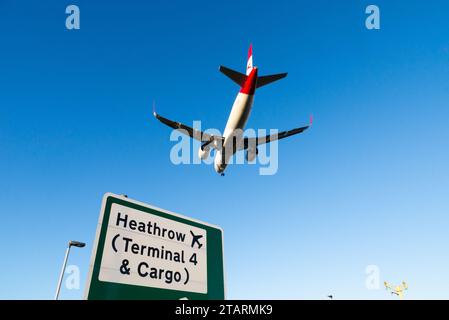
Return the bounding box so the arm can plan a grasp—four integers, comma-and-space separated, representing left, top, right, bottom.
198, 146, 211, 160
246, 147, 258, 162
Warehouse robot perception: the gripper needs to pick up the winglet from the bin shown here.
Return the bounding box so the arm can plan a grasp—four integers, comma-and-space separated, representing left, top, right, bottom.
309, 114, 314, 126
152, 100, 158, 118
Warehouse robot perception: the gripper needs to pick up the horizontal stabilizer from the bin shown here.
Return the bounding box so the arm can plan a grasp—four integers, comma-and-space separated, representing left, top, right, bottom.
219, 66, 247, 86
256, 73, 288, 88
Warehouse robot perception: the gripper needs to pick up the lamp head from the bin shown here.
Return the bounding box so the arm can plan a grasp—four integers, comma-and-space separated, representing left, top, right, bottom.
69, 241, 86, 248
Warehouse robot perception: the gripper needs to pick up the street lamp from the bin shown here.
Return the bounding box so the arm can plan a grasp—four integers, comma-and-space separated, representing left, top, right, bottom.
55, 240, 86, 300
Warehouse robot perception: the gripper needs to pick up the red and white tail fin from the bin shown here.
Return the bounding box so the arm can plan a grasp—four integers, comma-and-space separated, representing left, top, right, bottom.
219, 43, 288, 89
246, 44, 253, 75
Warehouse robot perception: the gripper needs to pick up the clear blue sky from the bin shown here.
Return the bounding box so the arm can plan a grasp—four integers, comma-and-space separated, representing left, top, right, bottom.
1, 0, 448, 299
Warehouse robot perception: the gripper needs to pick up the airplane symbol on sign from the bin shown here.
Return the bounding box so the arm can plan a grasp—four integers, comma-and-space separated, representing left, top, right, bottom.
190, 230, 203, 249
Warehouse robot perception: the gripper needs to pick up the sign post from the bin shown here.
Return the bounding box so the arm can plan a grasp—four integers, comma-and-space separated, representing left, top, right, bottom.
85, 193, 225, 299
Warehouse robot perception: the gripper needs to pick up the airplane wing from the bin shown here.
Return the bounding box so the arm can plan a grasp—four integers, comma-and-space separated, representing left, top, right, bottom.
242, 116, 312, 149
153, 110, 223, 145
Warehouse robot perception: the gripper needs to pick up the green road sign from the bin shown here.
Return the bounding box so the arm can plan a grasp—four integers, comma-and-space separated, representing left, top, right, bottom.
85, 193, 225, 300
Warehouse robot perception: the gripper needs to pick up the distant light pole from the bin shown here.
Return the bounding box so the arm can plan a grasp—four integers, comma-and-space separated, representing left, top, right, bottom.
55, 240, 86, 300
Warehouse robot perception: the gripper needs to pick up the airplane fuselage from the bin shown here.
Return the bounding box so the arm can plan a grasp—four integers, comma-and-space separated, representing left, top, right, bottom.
214, 67, 258, 174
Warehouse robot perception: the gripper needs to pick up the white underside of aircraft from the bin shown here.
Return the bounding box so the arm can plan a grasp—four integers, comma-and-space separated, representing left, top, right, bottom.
154, 44, 312, 175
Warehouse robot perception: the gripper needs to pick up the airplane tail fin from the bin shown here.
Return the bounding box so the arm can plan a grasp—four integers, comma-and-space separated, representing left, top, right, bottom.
246, 43, 253, 75
218, 44, 253, 86
220, 43, 287, 89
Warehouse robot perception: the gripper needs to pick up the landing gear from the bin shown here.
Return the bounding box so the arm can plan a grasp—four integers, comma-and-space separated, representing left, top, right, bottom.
221, 173, 225, 177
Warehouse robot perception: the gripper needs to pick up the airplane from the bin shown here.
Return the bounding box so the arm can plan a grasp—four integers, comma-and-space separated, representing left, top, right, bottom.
190, 231, 203, 249
384, 281, 408, 300
153, 44, 312, 176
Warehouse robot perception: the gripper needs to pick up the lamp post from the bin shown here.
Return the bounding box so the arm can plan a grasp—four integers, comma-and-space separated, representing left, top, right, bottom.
55, 240, 86, 300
